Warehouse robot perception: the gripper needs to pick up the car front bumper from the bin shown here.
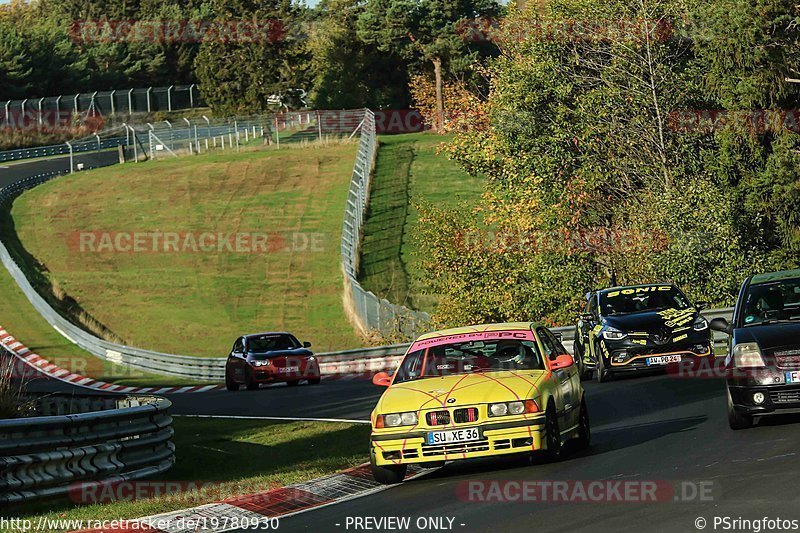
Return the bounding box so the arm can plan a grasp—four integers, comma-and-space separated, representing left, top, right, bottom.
249, 367, 320, 382
370, 416, 546, 466
729, 382, 800, 416
606, 338, 713, 372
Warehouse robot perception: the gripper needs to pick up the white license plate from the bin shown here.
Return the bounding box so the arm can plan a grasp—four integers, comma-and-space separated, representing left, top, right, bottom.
646, 355, 682, 366
426, 427, 480, 445
279, 366, 300, 373
786, 371, 800, 383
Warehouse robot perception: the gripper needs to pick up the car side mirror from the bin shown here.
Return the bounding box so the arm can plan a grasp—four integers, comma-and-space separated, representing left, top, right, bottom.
372, 372, 392, 387
303, 341, 312, 348
695, 301, 709, 310
550, 354, 575, 370
710, 317, 732, 335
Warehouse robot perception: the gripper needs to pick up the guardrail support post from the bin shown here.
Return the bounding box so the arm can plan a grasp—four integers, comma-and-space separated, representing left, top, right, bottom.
66, 141, 74, 173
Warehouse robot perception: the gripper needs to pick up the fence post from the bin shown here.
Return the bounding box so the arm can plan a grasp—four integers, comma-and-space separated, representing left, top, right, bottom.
110, 90, 116, 115
203, 115, 211, 139
275, 116, 280, 148
129, 126, 138, 162
317, 111, 322, 141
163, 120, 173, 150
194, 125, 199, 153
167, 85, 174, 112
189, 84, 196, 108
74, 93, 80, 112
3, 101, 9, 127
146, 87, 152, 113
37, 97, 44, 129
96, 134, 101, 150
128, 89, 134, 114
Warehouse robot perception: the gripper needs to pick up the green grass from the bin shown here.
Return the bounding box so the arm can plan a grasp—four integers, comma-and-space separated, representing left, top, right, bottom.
0, 254, 202, 386
358, 132, 483, 312
8, 143, 362, 357
11, 418, 371, 531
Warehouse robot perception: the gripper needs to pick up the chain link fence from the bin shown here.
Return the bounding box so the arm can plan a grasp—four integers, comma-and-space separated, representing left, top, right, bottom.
1, 85, 200, 127
341, 109, 431, 342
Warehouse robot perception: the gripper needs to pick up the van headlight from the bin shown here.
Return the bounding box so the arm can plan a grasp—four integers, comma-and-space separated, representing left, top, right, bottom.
602, 327, 627, 341
733, 343, 765, 368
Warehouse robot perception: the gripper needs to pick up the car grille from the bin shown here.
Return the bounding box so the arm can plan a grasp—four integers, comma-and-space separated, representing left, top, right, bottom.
453, 407, 479, 423
422, 440, 490, 457
426, 411, 451, 426
770, 390, 800, 404
771, 349, 800, 368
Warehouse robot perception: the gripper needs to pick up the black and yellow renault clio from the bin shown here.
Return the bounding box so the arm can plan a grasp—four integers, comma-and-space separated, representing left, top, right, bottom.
573, 284, 714, 382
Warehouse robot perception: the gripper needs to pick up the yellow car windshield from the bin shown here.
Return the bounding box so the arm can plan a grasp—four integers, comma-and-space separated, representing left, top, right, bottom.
393, 340, 545, 384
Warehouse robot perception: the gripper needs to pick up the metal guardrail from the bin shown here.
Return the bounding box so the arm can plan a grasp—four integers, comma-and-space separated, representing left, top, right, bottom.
340, 109, 432, 341
0, 394, 174, 504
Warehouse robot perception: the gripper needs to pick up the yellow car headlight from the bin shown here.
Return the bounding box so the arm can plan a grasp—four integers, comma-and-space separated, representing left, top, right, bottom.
376, 411, 418, 428
488, 400, 539, 417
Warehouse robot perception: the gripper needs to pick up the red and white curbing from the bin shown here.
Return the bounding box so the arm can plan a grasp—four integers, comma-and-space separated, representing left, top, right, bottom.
0, 324, 404, 393
0, 326, 224, 395
73, 463, 431, 532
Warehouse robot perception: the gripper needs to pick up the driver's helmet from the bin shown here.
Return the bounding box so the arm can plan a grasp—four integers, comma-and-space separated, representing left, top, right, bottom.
493, 340, 529, 366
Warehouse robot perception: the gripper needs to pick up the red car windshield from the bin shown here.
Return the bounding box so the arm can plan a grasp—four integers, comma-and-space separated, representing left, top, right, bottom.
247, 334, 299, 352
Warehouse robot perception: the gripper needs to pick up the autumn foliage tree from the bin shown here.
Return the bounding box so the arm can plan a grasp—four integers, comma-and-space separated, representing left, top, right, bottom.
414, 0, 794, 327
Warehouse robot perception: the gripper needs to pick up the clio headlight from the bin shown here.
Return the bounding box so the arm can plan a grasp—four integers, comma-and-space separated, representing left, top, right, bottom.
693, 317, 709, 331
602, 327, 627, 341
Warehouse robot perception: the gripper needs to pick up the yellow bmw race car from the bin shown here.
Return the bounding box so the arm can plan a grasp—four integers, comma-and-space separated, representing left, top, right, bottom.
369, 322, 590, 484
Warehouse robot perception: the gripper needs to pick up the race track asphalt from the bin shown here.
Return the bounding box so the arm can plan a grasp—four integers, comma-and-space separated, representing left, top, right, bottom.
0, 150, 120, 187
263, 373, 800, 533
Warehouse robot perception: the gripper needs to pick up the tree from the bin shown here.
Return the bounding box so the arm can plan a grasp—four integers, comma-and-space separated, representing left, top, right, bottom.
415, 0, 775, 327
0, 24, 33, 100
309, 0, 411, 109
357, 0, 502, 130
194, 0, 312, 114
